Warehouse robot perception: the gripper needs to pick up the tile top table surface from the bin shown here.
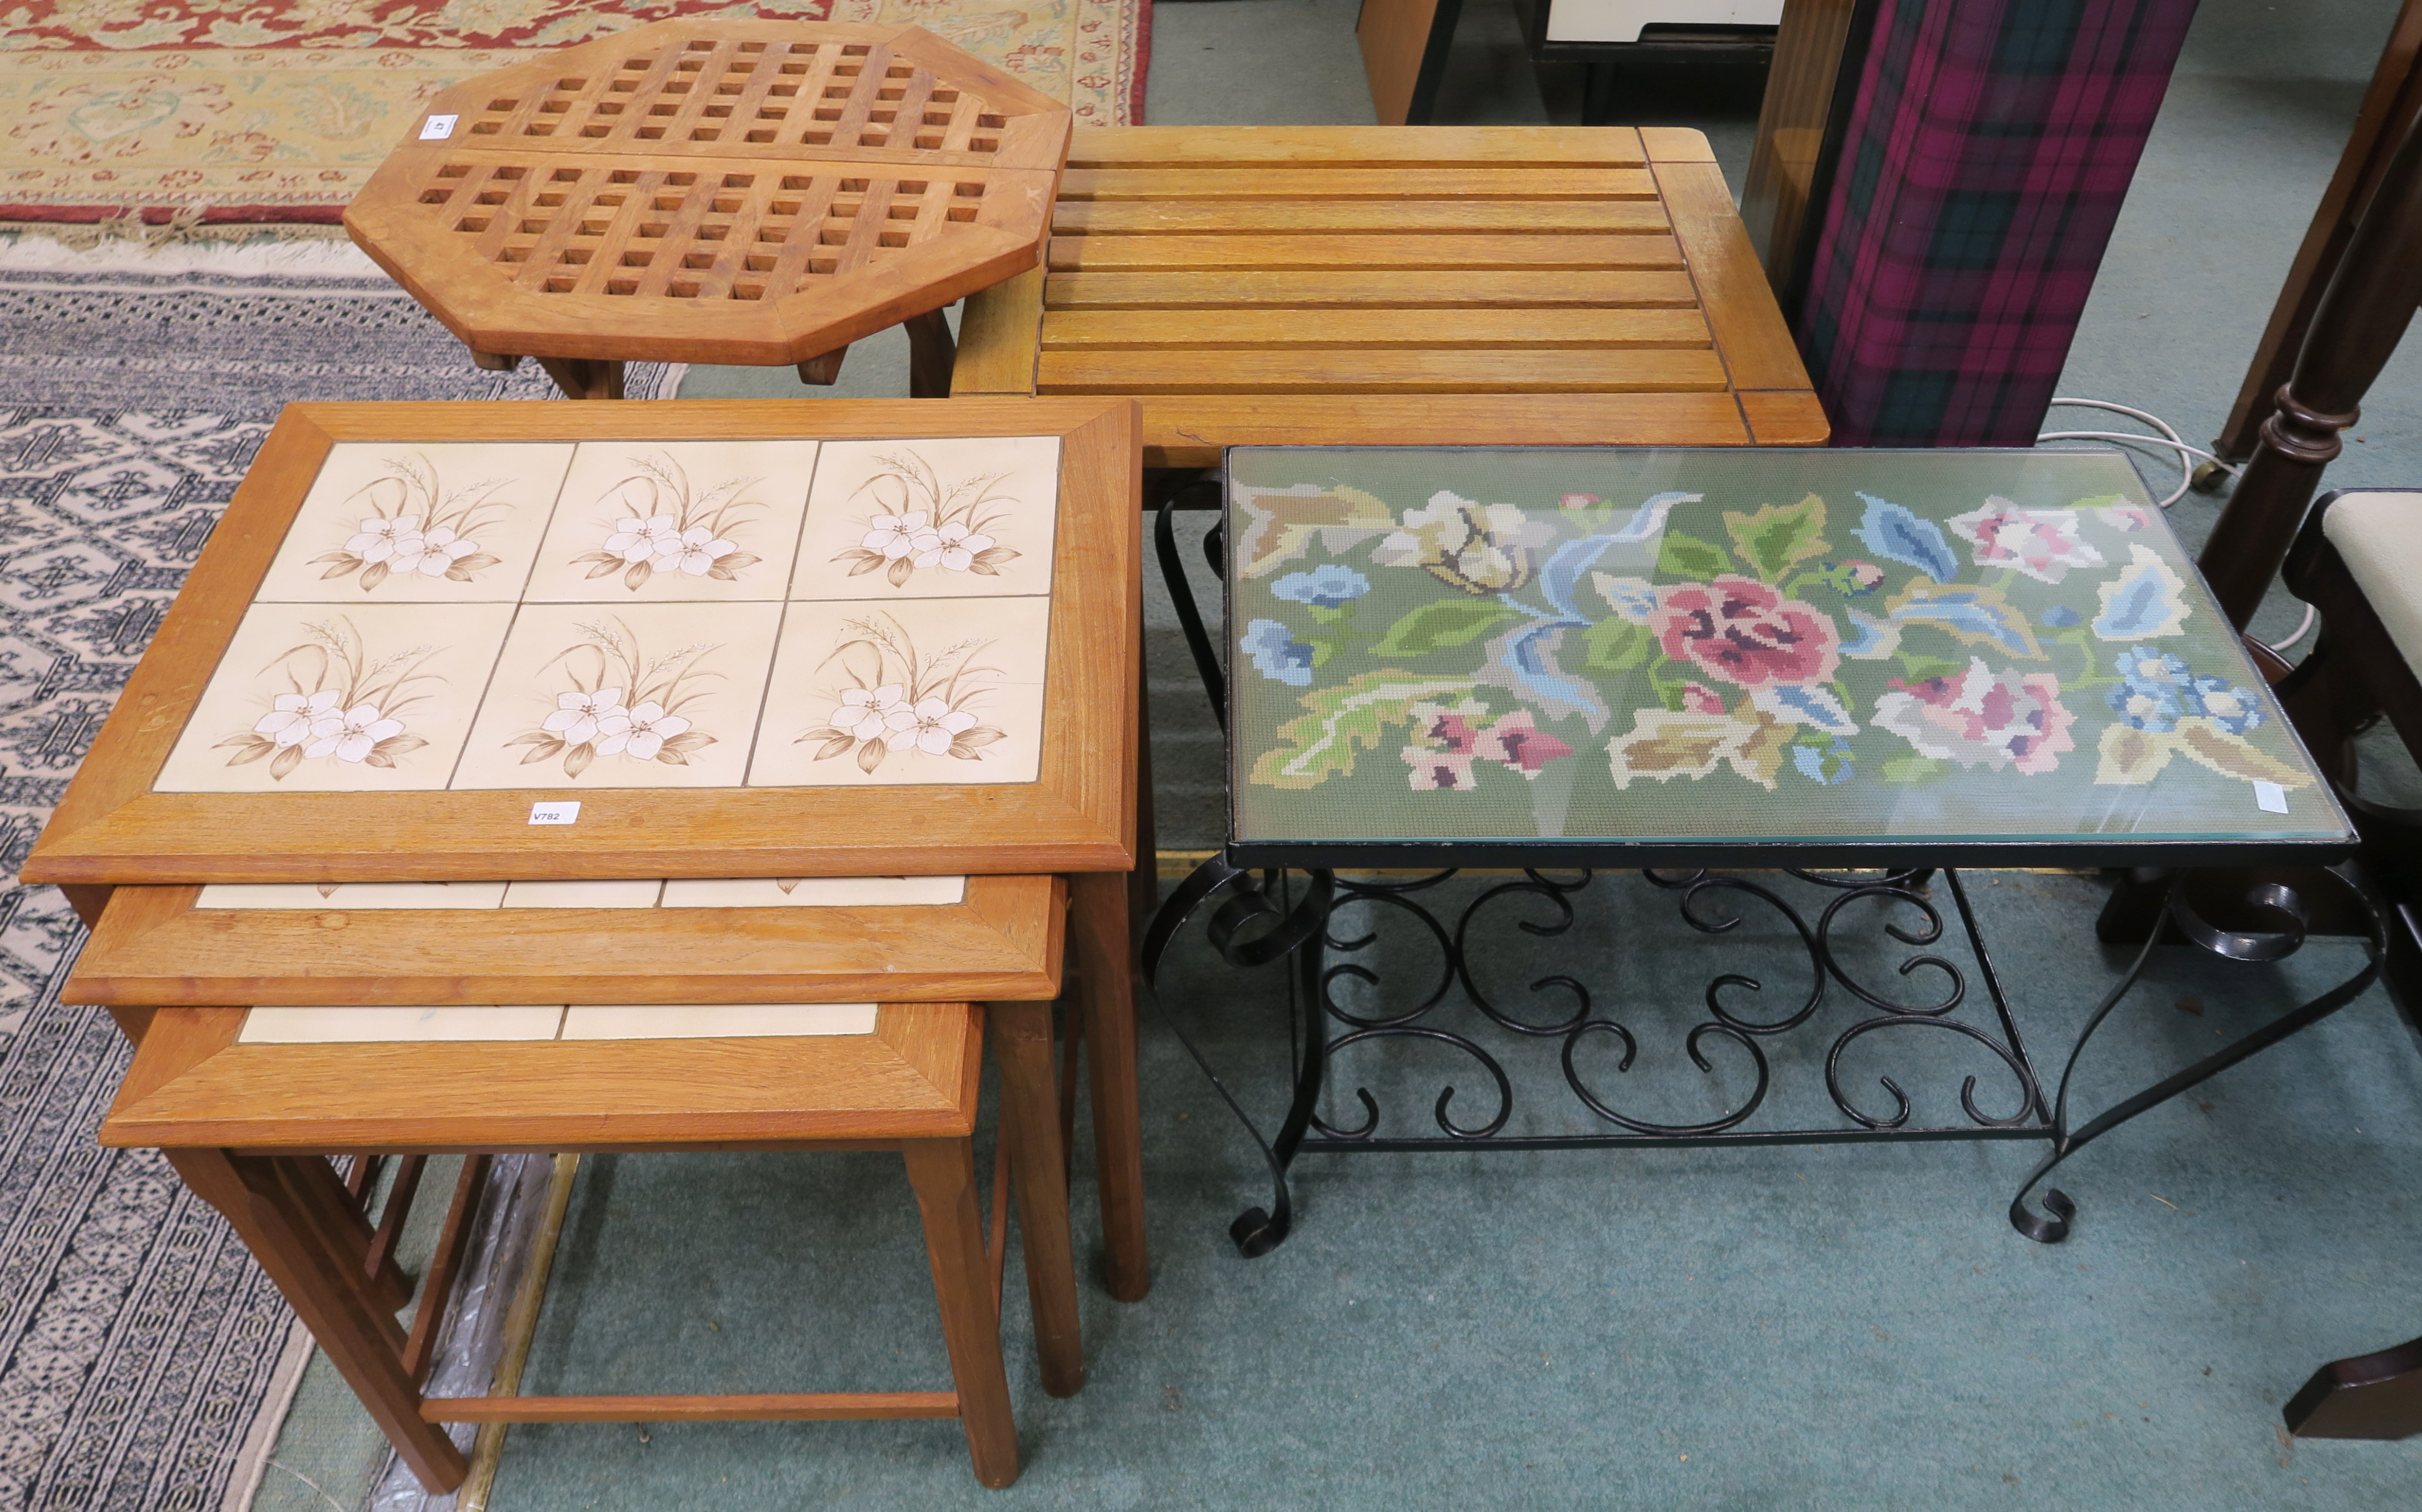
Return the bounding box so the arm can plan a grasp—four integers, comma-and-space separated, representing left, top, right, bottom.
1223, 446, 2352, 868
952, 126, 1827, 468
24, 398, 1139, 885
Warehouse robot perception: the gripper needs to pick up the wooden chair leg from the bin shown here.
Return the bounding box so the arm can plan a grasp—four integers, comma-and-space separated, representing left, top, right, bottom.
902, 1141, 1019, 1489
1068, 871, 1149, 1302
167, 1149, 467, 1492
987, 1002, 1084, 1397
905, 307, 957, 398
531, 356, 627, 400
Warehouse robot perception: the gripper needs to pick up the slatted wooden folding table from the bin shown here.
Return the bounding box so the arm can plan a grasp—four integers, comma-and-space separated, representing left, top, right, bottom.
951, 125, 1828, 467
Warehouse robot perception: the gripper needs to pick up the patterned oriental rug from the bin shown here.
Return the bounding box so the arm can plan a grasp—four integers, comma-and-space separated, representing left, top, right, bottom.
0, 246, 680, 1512
0, 0, 1149, 224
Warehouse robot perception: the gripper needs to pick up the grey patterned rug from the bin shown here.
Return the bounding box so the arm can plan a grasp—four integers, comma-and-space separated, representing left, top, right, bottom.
0, 249, 683, 1512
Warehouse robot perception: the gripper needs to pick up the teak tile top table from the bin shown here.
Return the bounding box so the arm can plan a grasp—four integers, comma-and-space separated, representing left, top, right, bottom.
344, 20, 1072, 399
23, 398, 1139, 887
951, 126, 1826, 468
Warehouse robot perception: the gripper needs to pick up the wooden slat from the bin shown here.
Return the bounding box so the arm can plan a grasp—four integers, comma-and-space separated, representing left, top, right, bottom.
1046, 270, 1698, 309
1740, 389, 1832, 445
1041, 307, 1712, 350
1037, 347, 1729, 395
1054, 199, 1674, 236
1122, 393, 1753, 468
420, 1392, 959, 1422
1640, 126, 1718, 162
1058, 168, 1659, 201
1066, 126, 1649, 167
1654, 156, 1818, 394
1048, 234, 1685, 271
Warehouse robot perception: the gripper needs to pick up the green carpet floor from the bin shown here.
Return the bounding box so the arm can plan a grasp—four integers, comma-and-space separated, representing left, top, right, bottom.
251, 0, 2422, 1507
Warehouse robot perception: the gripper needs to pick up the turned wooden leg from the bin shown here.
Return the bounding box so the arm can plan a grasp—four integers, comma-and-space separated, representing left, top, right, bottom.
902, 1140, 1019, 1488
531, 356, 627, 401
2198, 115, 2422, 627
986, 1001, 1084, 1397
168, 1149, 466, 1492
906, 307, 958, 398
1068, 871, 1148, 1302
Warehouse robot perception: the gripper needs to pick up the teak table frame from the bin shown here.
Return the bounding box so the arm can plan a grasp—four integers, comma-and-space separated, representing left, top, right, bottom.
344, 20, 1072, 401
951, 126, 1827, 468
99, 1001, 1064, 1490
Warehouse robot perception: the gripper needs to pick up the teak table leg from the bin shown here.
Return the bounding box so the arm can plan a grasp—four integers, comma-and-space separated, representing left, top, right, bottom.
1069, 870, 1149, 1302
531, 356, 627, 401
165, 1148, 467, 1492
906, 307, 958, 398
902, 1141, 1019, 1489
274, 1153, 415, 1318
986, 1001, 1084, 1397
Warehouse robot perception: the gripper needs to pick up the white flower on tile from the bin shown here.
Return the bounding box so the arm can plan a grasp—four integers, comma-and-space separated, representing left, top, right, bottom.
885, 697, 979, 755
658, 525, 738, 577
305, 702, 405, 763
386, 524, 481, 578
912, 521, 998, 573
830, 683, 906, 742
606, 514, 683, 565
254, 690, 341, 748
832, 452, 1023, 589
574, 457, 767, 593
312, 456, 511, 591
595, 700, 690, 761
862, 511, 929, 561
218, 619, 440, 780
346, 515, 422, 564
797, 613, 1008, 774
542, 687, 626, 746
508, 618, 721, 776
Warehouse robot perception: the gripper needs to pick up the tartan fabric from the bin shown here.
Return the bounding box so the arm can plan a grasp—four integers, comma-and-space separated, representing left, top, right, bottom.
1795, 0, 2201, 447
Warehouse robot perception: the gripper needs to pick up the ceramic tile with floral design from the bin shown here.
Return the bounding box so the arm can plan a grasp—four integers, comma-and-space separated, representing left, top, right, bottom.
449, 603, 780, 790
1225, 448, 2343, 849
521, 441, 819, 603
238, 1007, 566, 1043
746, 596, 1050, 787
559, 1004, 880, 1039
197, 882, 509, 909
791, 436, 1060, 601
657, 876, 968, 908
254, 443, 575, 604
155, 603, 515, 792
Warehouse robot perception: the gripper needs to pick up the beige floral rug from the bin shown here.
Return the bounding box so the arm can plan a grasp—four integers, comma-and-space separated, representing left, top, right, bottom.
0, 0, 1147, 223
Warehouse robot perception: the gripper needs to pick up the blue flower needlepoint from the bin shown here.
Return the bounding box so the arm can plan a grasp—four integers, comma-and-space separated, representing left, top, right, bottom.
2041, 605, 2082, 628
2183, 674, 2264, 735
1852, 492, 1959, 581
1271, 564, 1371, 608
1242, 618, 1316, 686
2113, 646, 2188, 693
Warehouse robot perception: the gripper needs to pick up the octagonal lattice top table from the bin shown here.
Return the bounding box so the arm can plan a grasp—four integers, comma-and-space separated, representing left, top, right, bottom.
345, 20, 1071, 386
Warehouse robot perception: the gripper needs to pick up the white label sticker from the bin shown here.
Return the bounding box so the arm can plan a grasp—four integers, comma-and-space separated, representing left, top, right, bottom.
419, 114, 459, 141
2253, 781, 2289, 814
528, 801, 581, 826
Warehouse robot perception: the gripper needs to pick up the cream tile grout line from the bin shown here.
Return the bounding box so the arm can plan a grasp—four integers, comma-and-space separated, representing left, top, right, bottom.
435, 442, 576, 792
735, 437, 826, 786
455, 1152, 582, 1512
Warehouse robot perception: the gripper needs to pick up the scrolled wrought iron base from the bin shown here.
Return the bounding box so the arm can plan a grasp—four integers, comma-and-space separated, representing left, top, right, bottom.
1144, 857, 2386, 1259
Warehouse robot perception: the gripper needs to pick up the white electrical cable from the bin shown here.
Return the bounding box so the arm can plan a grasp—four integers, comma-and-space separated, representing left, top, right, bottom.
2036, 397, 2314, 653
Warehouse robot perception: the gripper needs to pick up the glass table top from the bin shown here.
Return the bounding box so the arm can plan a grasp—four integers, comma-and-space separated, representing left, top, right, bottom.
1223, 447, 2353, 867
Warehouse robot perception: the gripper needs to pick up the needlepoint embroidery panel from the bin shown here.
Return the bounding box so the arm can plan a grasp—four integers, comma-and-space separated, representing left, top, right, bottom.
1225, 448, 2346, 852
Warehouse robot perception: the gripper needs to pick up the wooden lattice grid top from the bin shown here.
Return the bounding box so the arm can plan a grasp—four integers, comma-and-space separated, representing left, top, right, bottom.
346, 21, 1071, 368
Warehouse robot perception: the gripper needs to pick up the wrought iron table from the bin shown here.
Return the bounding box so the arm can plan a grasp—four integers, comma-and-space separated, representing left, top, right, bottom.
1144, 445, 2383, 1256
